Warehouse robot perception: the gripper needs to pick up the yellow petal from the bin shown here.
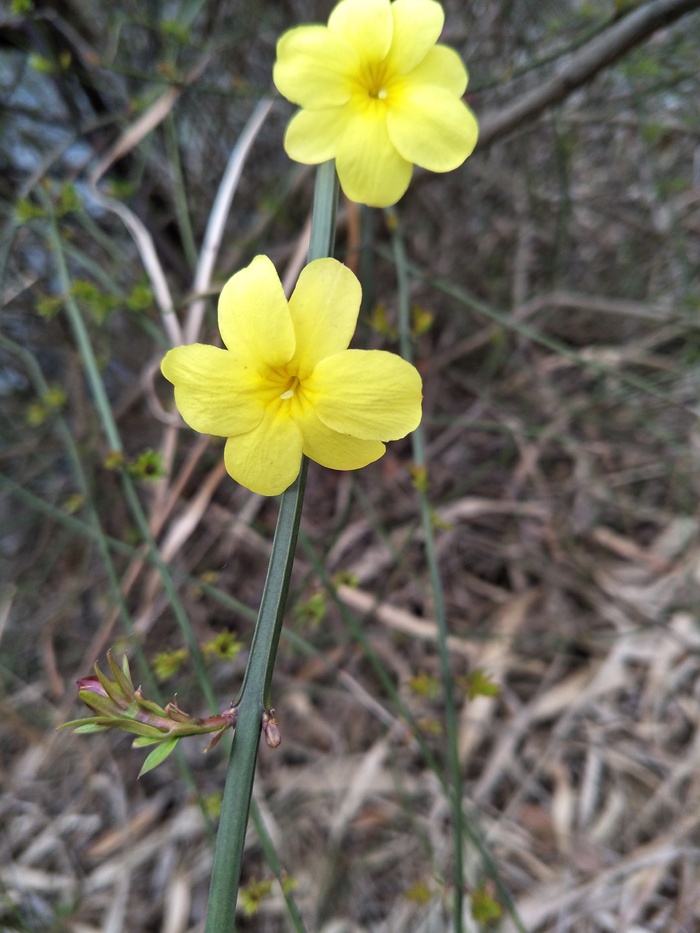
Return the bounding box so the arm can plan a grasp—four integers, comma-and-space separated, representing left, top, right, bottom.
273, 25, 356, 108
385, 0, 444, 75
335, 107, 413, 207
328, 0, 393, 65
308, 349, 422, 440
407, 44, 469, 96
218, 255, 295, 368
161, 345, 265, 437
288, 258, 361, 378
388, 85, 478, 172
224, 411, 303, 496
283, 107, 349, 165
299, 407, 386, 470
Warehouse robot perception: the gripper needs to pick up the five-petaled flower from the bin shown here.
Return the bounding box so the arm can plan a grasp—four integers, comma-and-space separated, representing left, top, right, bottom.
273, 0, 478, 207
161, 256, 422, 496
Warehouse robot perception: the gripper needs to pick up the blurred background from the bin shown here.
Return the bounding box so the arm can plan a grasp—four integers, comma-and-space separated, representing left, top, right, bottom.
1, 0, 700, 930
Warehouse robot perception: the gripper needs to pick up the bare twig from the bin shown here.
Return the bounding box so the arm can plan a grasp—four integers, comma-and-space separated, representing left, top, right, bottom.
478, 0, 700, 147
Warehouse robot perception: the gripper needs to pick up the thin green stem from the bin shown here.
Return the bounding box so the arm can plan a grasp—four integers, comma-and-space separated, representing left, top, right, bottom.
205, 462, 308, 933
204, 160, 338, 933
387, 206, 465, 930
307, 159, 339, 262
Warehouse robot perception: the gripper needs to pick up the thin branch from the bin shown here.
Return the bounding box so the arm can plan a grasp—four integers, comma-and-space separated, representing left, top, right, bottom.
477, 0, 700, 148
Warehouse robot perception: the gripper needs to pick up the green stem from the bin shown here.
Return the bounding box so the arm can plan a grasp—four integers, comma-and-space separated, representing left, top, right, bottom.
205, 462, 308, 933
204, 160, 338, 933
387, 206, 465, 930
307, 159, 339, 262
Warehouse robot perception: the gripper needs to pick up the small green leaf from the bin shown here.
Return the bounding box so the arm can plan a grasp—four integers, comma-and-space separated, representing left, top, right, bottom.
293, 592, 326, 628
152, 647, 189, 681
161, 19, 190, 43
128, 448, 166, 481
113, 720, 168, 740
28, 53, 55, 73
26, 401, 47, 426
63, 493, 85, 515
107, 650, 135, 697
281, 875, 297, 895
132, 735, 164, 748
417, 716, 442, 736
331, 570, 358, 588
462, 669, 501, 700
138, 738, 178, 777
410, 465, 429, 494
404, 880, 433, 904
239, 879, 274, 916
73, 723, 108, 734
26, 385, 66, 427
202, 790, 223, 819
125, 283, 154, 312
17, 197, 45, 222
36, 295, 63, 317
408, 671, 440, 700
94, 674, 125, 710
202, 629, 243, 661
57, 184, 81, 216
106, 179, 135, 199
71, 278, 119, 324
77, 689, 116, 717
411, 304, 433, 336
369, 302, 397, 339
103, 450, 126, 470
471, 882, 502, 923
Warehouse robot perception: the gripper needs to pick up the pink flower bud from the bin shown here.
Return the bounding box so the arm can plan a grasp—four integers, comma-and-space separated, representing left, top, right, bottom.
76, 675, 108, 696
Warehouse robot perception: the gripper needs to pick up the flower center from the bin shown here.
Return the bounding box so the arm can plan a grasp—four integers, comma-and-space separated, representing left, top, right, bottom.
279, 375, 300, 400
363, 62, 390, 102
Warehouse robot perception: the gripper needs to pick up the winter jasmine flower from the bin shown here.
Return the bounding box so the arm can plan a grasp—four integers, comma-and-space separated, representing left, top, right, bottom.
273, 0, 478, 207
161, 255, 422, 496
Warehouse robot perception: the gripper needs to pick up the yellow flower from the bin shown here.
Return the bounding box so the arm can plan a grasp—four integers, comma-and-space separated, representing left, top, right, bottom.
273, 0, 478, 208
161, 256, 422, 496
